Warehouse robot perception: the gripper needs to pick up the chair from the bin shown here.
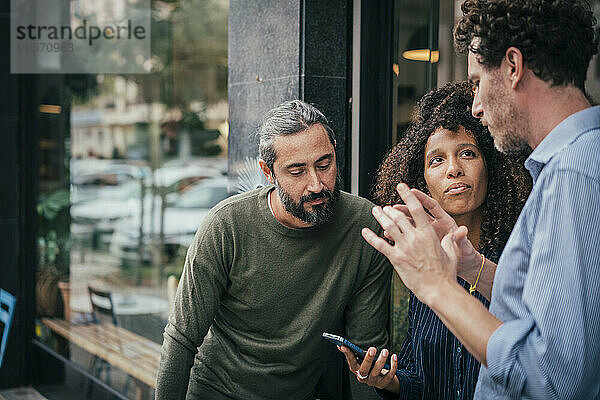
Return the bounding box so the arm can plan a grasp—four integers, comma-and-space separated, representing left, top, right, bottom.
88, 286, 117, 326
87, 286, 118, 393
0, 288, 17, 368
86, 286, 133, 397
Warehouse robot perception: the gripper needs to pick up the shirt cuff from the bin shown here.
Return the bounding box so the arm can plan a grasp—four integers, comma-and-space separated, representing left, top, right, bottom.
486, 318, 533, 397
374, 370, 421, 400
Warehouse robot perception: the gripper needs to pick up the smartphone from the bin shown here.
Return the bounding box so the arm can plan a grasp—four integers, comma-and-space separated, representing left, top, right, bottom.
322, 332, 401, 378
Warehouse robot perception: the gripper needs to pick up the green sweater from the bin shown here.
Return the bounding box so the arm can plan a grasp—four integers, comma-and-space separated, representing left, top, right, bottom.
156, 186, 392, 400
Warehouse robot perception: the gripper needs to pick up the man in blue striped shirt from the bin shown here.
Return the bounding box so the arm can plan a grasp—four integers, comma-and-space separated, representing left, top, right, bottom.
358, 0, 600, 398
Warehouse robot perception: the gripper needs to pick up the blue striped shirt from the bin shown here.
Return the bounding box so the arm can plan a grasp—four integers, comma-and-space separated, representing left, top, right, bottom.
474, 106, 600, 399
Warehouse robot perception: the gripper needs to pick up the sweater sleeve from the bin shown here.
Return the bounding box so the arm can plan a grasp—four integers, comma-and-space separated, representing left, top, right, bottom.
343, 227, 393, 400
343, 232, 392, 351
155, 211, 231, 399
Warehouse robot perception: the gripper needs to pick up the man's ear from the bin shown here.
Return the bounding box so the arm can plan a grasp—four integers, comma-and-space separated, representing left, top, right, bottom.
258, 159, 275, 184
505, 46, 524, 89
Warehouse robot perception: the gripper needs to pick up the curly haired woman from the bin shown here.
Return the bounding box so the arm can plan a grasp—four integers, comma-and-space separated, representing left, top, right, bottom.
340, 81, 531, 399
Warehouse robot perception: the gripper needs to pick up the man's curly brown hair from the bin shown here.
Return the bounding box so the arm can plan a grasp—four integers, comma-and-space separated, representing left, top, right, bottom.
454, 0, 598, 91
373, 82, 532, 256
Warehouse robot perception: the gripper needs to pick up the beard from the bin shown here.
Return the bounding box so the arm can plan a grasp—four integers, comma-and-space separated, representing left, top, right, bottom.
486, 75, 530, 154
491, 116, 530, 155
274, 174, 341, 226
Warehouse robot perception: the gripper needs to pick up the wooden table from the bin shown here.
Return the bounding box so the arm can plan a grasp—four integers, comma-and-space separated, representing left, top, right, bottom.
41, 318, 161, 400
68, 293, 169, 316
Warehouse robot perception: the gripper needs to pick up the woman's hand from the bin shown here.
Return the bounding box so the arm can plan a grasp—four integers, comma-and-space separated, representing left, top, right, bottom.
450, 226, 485, 282
338, 346, 400, 394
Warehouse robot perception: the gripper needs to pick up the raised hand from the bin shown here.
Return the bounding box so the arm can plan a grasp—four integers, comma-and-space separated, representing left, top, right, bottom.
390, 188, 484, 284
391, 189, 458, 240
361, 183, 458, 305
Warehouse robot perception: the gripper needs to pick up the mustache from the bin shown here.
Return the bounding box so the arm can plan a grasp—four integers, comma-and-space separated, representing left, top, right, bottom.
300, 189, 332, 203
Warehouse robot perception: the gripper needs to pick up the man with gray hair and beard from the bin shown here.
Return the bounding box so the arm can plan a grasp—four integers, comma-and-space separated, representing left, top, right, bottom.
155, 100, 392, 400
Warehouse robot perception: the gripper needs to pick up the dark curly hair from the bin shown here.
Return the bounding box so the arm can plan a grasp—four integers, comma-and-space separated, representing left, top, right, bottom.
454, 0, 598, 91
373, 81, 532, 256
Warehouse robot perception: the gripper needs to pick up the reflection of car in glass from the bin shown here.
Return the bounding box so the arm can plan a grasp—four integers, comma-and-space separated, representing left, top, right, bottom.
70, 164, 223, 250
70, 161, 150, 205
109, 177, 232, 265
71, 179, 146, 221
153, 164, 223, 192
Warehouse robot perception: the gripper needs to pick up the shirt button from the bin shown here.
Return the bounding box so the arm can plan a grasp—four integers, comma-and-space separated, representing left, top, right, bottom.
457, 347, 461, 353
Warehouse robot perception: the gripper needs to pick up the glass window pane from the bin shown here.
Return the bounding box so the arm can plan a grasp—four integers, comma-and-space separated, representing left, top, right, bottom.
35, 1, 229, 398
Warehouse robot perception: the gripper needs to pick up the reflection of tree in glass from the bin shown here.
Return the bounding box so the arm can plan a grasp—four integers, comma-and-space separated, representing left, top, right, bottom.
161, 111, 223, 157
66, 1, 151, 73
149, 0, 228, 107
66, 0, 230, 162
66, 75, 99, 106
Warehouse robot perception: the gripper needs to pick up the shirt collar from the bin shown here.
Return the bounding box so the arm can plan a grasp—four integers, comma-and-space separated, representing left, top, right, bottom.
525, 105, 600, 182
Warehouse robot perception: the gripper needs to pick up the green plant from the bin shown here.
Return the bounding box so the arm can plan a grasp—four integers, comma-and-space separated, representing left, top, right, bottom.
37, 188, 71, 278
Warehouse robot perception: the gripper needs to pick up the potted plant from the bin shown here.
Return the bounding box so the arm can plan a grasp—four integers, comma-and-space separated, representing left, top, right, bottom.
36, 188, 71, 320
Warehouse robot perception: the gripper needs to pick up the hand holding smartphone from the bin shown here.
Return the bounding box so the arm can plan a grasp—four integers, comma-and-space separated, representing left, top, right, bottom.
322, 332, 401, 379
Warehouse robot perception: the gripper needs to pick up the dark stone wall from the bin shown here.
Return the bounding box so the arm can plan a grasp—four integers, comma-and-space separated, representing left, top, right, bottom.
228, 0, 350, 187
303, 0, 350, 183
